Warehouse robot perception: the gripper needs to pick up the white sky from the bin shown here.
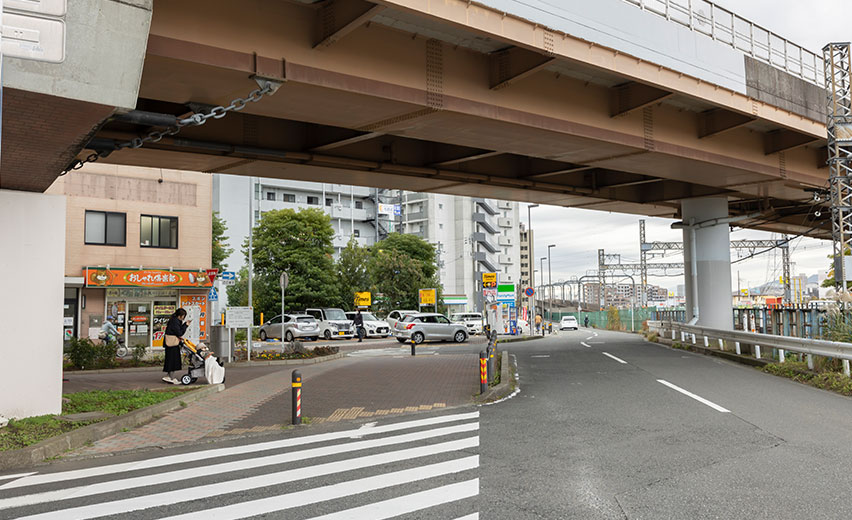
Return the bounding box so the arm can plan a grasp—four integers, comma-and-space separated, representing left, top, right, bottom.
530, 0, 850, 292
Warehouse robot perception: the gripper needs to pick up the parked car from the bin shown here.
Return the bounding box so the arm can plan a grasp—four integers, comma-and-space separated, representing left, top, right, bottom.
450, 312, 484, 335
394, 312, 468, 344
259, 314, 320, 341
305, 307, 354, 340
386, 310, 418, 330
560, 316, 579, 331
345, 311, 391, 338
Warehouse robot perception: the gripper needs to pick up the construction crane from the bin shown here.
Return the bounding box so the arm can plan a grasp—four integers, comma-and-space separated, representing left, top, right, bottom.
824, 42, 852, 291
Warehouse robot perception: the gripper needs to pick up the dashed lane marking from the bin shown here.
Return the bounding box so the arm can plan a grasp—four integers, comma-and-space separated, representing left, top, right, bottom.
601, 352, 628, 364
657, 379, 730, 413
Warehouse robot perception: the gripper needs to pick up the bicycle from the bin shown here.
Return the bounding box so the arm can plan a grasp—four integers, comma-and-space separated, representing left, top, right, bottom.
99, 334, 129, 358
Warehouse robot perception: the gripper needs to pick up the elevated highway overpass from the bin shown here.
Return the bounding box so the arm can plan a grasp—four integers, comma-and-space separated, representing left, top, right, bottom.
0, 0, 837, 417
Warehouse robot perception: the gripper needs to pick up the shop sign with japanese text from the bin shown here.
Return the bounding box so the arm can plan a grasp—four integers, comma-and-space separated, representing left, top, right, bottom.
85, 267, 214, 288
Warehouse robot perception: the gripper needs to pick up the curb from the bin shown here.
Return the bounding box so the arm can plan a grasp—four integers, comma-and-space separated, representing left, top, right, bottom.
0, 384, 224, 471
654, 337, 770, 367
62, 352, 345, 375
498, 335, 545, 344
475, 351, 513, 403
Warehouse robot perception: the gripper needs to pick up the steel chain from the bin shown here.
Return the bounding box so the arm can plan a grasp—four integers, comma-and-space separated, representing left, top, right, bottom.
61, 82, 276, 175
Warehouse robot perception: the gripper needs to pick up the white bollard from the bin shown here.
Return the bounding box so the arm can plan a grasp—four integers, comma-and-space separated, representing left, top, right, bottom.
754, 345, 761, 359
844, 360, 851, 378
778, 349, 785, 363
681, 331, 685, 342
703, 336, 709, 347
671, 329, 675, 340
735, 341, 741, 355
718, 338, 724, 351
807, 354, 814, 370
691, 333, 696, 345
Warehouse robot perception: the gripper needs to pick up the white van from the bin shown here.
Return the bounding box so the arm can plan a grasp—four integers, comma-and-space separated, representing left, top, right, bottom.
451, 312, 484, 335
305, 307, 354, 340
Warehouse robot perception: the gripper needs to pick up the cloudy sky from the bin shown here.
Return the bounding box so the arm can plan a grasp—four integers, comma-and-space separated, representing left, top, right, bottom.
530, 0, 849, 292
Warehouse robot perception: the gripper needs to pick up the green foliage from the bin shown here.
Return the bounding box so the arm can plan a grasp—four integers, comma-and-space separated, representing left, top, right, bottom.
368, 246, 440, 314
372, 233, 438, 279
211, 211, 233, 272
336, 238, 371, 311
64, 337, 117, 370
131, 344, 148, 366
63, 389, 186, 416
606, 306, 622, 331
763, 361, 852, 396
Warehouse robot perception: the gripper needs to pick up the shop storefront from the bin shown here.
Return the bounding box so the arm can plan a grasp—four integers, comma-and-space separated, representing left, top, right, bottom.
80, 267, 214, 349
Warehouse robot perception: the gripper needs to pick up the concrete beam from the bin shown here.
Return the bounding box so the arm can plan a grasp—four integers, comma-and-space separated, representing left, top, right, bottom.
610, 82, 673, 117
314, 0, 385, 49
489, 47, 556, 90
764, 129, 819, 155
698, 109, 756, 138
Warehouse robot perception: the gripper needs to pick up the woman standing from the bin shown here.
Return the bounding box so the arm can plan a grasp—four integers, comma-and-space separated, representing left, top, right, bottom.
162, 308, 189, 384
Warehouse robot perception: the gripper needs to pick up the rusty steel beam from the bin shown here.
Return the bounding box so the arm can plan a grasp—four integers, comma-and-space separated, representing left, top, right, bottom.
764, 129, 819, 155
610, 82, 673, 117
698, 108, 756, 138
489, 47, 557, 90
314, 0, 386, 49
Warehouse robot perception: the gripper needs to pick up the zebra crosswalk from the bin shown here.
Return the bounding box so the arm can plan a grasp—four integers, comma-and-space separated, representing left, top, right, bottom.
0, 411, 480, 519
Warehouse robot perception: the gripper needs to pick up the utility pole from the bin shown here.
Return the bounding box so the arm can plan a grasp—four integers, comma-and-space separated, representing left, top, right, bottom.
547, 244, 555, 322
528, 204, 538, 327
540, 257, 546, 322
639, 219, 648, 307
824, 43, 852, 292
247, 177, 254, 362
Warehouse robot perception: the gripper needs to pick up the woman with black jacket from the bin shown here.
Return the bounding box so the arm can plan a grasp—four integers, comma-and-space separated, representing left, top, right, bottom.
162, 308, 189, 384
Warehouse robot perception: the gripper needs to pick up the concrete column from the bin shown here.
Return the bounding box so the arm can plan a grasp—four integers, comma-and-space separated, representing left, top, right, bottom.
681, 197, 733, 330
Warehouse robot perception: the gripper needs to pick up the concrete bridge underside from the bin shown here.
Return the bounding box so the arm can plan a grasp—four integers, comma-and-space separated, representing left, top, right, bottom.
52, 0, 831, 239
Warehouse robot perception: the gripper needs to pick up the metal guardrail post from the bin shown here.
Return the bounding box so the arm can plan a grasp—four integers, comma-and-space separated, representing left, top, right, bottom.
291, 370, 302, 425
718, 338, 724, 351
754, 345, 761, 359
691, 333, 696, 345
807, 354, 814, 370
735, 341, 741, 355
704, 336, 709, 347
844, 360, 851, 378
778, 349, 785, 363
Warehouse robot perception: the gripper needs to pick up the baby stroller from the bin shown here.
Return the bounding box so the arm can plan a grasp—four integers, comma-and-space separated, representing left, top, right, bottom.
179, 339, 225, 385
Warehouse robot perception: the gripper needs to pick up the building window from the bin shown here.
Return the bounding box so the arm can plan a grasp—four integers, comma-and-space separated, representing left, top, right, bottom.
353, 229, 360, 237
355, 201, 363, 209
282, 193, 296, 203
439, 203, 443, 210
140, 215, 178, 248
266, 192, 275, 201
307, 196, 319, 205
439, 223, 443, 230
326, 198, 333, 207
85, 211, 126, 246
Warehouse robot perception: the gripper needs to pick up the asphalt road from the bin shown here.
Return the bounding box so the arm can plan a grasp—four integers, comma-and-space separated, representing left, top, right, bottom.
5, 329, 852, 518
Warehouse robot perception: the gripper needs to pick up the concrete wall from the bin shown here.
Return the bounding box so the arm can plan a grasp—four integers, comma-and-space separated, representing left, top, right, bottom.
745, 57, 826, 122
0, 190, 66, 419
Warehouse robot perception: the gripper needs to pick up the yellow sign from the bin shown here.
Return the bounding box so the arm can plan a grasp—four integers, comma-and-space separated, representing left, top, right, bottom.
419, 289, 437, 306
354, 291, 372, 307
482, 272, 497, 288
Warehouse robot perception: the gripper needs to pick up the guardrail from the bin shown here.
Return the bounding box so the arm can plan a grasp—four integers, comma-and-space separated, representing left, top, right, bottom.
648, 320, 852, 376
622, 0, 823, 87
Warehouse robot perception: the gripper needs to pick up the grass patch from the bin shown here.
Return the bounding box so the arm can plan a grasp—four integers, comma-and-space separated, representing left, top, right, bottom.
762, 361, 852, 396
671, 341, 689, 351
0, 389, 193, 451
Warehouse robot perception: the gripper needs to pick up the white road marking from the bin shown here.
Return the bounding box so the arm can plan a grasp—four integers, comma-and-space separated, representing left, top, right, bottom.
159, 456, 480, 520
304, 479, 479, 519
530, 355, 550, 358
0, 472, 35, 482
585, 336, 595, 340
0, 411, 479, 491
601, 352, 627, 364
0, 424, 479, 510
657, 379, 730, 413
454, 514, 480, 520
580, 342, 592, 348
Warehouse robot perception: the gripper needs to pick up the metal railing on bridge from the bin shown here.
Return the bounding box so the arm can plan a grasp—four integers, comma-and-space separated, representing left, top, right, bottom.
648, 320, 852, 376
622, 0, 824, 86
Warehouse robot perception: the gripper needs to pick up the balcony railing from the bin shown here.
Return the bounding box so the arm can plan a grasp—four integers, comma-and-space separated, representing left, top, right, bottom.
622, 0, 824, 86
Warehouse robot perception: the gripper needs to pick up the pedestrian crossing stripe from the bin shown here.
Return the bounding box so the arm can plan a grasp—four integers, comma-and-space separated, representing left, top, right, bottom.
0, 411, 481, 520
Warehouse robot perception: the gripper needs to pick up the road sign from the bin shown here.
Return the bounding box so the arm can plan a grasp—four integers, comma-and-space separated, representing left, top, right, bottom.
206, 269, 218, 284
419, 288, 437, 306
354, 291, 371, 307
221, 270, 236, 280
225, 306, 253, 328
482, 272, 497, 288
208, 287, 218, 302
524, 287, 535, 297
280, 271, 289, 289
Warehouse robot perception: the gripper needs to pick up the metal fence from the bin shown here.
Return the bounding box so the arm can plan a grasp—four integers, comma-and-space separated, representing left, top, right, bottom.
622, 0, 824, 86
648, 320, 852, 376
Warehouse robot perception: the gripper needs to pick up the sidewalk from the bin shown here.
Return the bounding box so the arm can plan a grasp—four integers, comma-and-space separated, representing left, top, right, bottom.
66, 346, 480, 458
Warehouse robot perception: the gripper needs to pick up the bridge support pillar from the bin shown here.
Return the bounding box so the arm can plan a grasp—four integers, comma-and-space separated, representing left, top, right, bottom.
682, 197, 733, 330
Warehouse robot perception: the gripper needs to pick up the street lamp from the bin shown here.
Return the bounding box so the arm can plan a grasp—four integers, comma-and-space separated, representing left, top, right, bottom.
540, 257, 546, 330
547, 244, 555, 323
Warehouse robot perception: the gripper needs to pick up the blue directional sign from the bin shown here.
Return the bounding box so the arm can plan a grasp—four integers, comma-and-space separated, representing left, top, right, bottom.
220, 271, 236, 281
208, 287, 219, 302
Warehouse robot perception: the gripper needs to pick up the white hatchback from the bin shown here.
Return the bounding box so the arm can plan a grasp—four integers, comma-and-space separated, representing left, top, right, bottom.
560, 316, 579, 331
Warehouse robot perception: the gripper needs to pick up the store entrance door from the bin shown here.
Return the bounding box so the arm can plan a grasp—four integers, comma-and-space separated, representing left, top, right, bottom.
127, 302, 152, 349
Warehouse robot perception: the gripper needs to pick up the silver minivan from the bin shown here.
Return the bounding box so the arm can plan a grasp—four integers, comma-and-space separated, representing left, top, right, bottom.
305, 307, 354, 340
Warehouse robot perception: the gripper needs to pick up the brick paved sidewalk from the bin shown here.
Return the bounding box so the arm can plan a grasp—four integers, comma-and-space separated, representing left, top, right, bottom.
67, 349, 480, 457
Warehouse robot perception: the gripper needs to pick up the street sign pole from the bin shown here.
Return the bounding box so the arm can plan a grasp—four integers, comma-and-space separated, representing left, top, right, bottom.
280, 271, 289, 332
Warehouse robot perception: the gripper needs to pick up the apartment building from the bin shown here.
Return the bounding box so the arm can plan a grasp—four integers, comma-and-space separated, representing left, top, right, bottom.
519, 223, 535, 313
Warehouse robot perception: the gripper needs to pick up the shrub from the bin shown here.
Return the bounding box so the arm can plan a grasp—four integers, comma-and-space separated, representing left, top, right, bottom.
131, 344, 148, 366
65, 336, 96, 369
92, 340, 117, 369
606, 306, 621, 331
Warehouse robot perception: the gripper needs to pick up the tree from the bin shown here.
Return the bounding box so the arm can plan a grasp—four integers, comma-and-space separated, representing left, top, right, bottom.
240, 208, 339, 320
372, 233, 438, 279
211, 212, 232, 272
336, 238, 371, 310
606, 306, 622, 331
821, 248, 852, 290
368, 234, 442, 314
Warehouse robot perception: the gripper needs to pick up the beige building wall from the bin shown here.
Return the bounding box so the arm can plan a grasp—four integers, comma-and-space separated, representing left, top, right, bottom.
47, 163, 213, 276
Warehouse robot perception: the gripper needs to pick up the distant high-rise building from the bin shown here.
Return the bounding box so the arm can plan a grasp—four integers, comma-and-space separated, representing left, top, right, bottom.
519, 223, 534, 314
